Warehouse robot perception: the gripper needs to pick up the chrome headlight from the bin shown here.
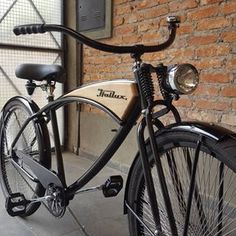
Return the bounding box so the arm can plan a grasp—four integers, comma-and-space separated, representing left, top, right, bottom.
166, 64, 199, 94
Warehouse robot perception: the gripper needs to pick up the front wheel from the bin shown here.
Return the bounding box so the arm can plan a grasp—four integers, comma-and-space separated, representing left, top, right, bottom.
127, 131, 236, 236
0, 97, 51, 217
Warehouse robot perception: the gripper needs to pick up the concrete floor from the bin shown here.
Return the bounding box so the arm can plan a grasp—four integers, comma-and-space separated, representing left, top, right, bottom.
0, 153, 129, 236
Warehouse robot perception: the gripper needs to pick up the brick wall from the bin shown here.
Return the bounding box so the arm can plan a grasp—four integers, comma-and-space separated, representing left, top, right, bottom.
82, 0, 236, 130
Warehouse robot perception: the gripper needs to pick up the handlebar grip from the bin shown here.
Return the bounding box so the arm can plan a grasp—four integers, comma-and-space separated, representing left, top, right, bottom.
13, 24, 46, 36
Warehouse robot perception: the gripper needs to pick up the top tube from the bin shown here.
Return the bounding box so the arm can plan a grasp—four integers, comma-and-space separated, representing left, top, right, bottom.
13, 16, 180, 56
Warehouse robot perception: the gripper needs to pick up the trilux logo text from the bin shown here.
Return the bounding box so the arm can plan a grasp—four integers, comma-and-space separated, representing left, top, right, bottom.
97, 89, 127, 100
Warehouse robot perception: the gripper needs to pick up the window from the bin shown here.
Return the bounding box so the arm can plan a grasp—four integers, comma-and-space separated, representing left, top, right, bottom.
0, 0, 64, 143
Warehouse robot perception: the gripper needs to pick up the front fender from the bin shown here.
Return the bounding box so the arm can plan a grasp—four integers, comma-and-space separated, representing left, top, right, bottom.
124, 121, 236, 214
164, 121, 236, 141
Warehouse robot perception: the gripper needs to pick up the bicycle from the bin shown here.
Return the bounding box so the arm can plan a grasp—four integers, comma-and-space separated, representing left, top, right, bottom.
0, 16, 236, 236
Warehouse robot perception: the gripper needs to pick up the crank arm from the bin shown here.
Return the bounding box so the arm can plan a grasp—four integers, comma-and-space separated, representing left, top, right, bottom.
29, 195, 53, 204
74, 185, 103, 195
26, 195, 53, 209
74, 175, 123, 198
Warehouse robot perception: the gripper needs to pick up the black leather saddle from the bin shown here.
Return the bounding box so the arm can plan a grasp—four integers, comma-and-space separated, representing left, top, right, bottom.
15, 64, 66, 83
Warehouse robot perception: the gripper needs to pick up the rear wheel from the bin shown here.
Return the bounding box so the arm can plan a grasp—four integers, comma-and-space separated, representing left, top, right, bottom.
127, 131, 236, 235
0, 98, 51, 217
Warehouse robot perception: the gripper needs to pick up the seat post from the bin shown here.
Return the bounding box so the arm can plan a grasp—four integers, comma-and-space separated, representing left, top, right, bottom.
47, 83, 66, 187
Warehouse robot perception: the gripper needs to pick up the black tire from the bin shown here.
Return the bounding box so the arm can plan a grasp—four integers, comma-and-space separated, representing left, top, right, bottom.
127, 131, 236, 236
0, 97, 51, 217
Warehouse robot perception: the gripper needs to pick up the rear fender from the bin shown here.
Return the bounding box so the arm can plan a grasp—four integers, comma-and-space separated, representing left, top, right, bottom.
124, 121, 236, 214
0, 96, 40, 133
1, 96, 41, 118
0, 96, 51, 168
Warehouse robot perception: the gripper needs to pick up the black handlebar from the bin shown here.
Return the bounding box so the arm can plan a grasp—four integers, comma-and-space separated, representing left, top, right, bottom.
13, 16, 180, 56
13, 24, 46, 35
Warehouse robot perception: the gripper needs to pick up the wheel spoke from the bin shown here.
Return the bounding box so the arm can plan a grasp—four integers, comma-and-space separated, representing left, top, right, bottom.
0, 100, 50, 217
129, 134, 236, 236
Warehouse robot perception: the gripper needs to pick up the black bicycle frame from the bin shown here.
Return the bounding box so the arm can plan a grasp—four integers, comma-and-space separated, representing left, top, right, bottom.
8, 95, 141, 189
8, 68, 182, 236
8, 18, 183, 232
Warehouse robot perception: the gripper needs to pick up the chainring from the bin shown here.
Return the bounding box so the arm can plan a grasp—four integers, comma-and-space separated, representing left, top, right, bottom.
45, 184, 66, 217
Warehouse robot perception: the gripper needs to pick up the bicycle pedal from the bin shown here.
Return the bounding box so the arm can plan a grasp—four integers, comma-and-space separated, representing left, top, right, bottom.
102, 175, 123, 198
5, 193, 30, 217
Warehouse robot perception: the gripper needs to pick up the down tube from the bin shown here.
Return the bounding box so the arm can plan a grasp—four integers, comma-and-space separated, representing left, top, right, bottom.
66, 101, 141, 197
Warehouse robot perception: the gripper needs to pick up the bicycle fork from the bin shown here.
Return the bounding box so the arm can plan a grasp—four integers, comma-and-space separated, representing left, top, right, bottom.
129, 60, 179, 235
136, 113, 179, 236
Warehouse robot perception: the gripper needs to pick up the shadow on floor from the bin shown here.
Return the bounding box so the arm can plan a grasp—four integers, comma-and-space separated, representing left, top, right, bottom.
0, 152, 129, 236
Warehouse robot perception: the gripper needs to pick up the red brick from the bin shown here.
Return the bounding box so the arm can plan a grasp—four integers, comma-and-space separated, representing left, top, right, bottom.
115, 25, 136, 35
195, 45, 230, 57
201, 73, 230, 83
158, 0, 172, 4
169, 0, 198, 12
138, 21, 157, 32
115, 64, 133, 73
227, 58, 236, 69
171, 48, 194, 59
88, 73, 101, 81
102, 56, 122, 65
102, 35, 123, 46
135, 0, 169, 9
120, 55, 130, 64
142, 32, 162, 43
188, 35, 218, 45
222, 2, 236, 15
141, 6, 169, 20
122, 34, 141, 44
116, 5, 133, 15
114, 0, 130, 5
221, 87, 236, 97
99, 65, 115, 73
200, 0, 223, 5
125, 14, 138, 24
197, 17, 230, 30
222, 32, 236, 42
188, 110, 220, 122
173, 98, 192, 108
180, 15, 188, 23
195, 100, 228, 111
113, 17, 125, 27
188, 6, 219, 20
194, 58, 223, 69
194, 85, 219, 96
177, 24, 194, 35
135, 0, 149, 9
83, 65, 98, 73
142, 51, 167, 61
